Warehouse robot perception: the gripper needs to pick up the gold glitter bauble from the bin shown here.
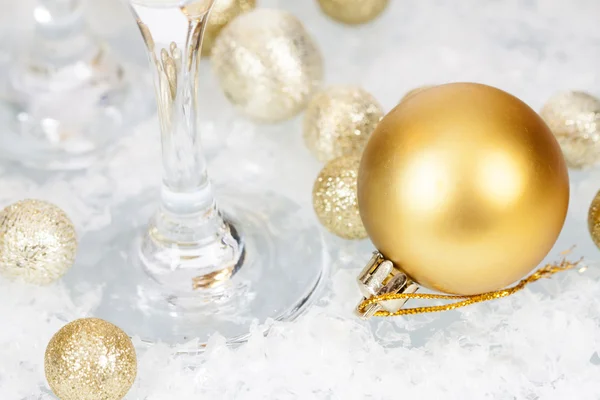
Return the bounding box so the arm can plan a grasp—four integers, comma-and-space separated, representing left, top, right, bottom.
202, 0, 256, 57
211, 9, 323, 123
359, 83, 569, 295
317, 0, 389, 25
540, 91, 600, 169
45, 318, 137, 400
303, 86, 384, 162
588, 191, 600, 249
313, 154, 367, 240
0, 199, 77, 285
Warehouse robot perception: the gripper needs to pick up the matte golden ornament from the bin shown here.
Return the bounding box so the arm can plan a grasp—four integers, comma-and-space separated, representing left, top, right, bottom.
0, 199, 77, 285
45, 318, 137, 400
304, 86, 384, 162
358, 83, 569, 295
588, 190, 600, 250
317, 0, 389, 25
211, 9, 323, 123
202, 0, 256, 57
540, 91, 600, 169
313, 154, 367, 240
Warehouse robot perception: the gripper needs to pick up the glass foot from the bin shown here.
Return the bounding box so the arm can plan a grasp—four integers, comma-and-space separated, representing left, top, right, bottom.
0, 48, 153, 170
69, 190, 328, 349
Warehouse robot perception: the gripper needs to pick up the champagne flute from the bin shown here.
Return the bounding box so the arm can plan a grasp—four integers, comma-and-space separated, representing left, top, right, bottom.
0, 0, 152, 170
78, 0, 326, 349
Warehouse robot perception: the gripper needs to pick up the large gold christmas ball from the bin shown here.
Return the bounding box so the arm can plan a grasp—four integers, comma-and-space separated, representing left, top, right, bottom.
211, 9, 323, 123
358, 83, 569, 295
317, 0, 389, 25
202, 0, 256, 57
303, 86, 384, 162
45, 318, 137, 400
0, 199, 77, 285
313, 154, 368, 240
540, 91, 600, 169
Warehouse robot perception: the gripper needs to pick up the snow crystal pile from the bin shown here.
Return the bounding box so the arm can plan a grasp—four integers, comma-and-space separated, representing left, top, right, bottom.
0, 0, 599, 398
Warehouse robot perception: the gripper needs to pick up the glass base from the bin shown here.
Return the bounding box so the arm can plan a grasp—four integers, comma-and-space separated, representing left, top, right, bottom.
69, 190, 328, 350
139, 191, 246, 292
0, 47, 153, 170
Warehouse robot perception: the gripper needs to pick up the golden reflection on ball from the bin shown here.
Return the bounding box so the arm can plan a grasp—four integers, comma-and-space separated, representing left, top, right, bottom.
358, 83, 569, 295
399, 85, 436, 103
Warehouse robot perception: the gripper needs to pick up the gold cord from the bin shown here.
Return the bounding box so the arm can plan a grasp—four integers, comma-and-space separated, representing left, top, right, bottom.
357, 259, 580, 317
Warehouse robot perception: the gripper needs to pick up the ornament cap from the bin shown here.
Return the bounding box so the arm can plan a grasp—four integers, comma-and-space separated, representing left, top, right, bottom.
356, 252, 418, 319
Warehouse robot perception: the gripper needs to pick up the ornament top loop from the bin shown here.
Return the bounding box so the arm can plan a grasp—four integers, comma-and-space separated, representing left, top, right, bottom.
356, 252, 418, 319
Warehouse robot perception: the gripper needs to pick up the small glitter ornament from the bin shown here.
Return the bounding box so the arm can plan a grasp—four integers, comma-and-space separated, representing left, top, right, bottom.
303, 86, 384, 162
0, 199, 77, 285
45, 318, 137, 400
317, 0, 389, 25
211, 9, 323, 123
312, 154, 367, 240
588, 190, 600, 249
202, 0, 256, 57
540, 91, 600, 169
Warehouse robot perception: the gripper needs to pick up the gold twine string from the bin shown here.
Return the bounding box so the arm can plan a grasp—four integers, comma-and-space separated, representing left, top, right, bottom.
357, 258, 581, 317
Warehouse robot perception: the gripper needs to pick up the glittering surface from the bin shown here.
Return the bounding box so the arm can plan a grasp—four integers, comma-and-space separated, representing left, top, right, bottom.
303, 86, 384, 162
540, 91, 600, 169
312, 154, 367, 240
588, 190, 600, 250
317, 0, 389, 25
0, 199, 77, 285
211, 8, 323, 123
202, 0, 256, 57
44, 318, 137, 400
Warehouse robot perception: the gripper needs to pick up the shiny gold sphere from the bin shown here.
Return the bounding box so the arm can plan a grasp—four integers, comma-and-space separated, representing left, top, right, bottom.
313, 154, 368, 240
202, 0, 256, 57
45, 318, 137, 400
211, 9, 323, 123
303, 86, 384, 162
317, 0, 389, 25
540, 91, 600, 169
0, 199, 77, 285
588, 190, 600, 250
358, 83, 569, 295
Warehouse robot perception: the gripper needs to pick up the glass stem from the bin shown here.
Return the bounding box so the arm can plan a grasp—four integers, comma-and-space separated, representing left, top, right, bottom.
132, 1, 244, 291
135, 2, 224, 246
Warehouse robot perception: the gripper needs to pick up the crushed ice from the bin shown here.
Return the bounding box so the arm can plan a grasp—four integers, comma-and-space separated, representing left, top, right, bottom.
0, 0, 599, 398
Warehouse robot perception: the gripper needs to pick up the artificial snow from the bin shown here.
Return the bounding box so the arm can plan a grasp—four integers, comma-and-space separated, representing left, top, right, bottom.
1, 0, 600, 399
